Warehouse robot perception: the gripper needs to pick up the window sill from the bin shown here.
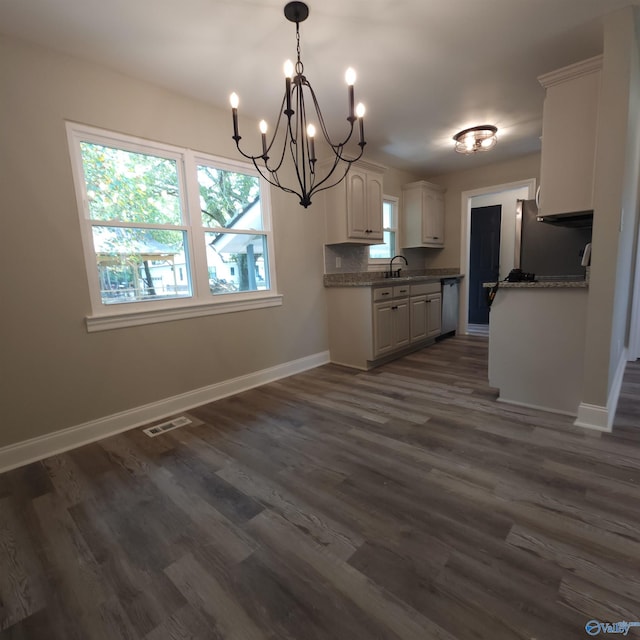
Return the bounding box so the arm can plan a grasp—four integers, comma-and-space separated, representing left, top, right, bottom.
86, 293, 283, 332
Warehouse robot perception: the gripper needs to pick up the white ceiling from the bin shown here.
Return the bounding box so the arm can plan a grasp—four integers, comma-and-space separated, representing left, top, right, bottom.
0, 0, 635, 175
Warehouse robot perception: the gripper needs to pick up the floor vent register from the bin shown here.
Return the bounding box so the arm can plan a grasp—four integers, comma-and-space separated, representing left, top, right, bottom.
142, 416, 192, 437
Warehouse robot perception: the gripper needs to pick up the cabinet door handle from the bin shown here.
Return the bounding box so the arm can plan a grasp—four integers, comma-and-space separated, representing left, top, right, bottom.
381, 292, 390, 296
391, 305, 398, 310
399, 289, 408, 294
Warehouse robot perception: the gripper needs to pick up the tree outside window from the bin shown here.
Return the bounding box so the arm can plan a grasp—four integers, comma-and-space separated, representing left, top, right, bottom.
68, 123, 276, 322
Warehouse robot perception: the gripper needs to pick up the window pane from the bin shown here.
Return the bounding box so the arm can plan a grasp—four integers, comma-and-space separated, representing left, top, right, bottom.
92, 226, 191, 304
198, 165, 262, 229
383, 201, 393, 228
80, 143, 182, 225
369, 231, 395, 260
205, 232, 269, 294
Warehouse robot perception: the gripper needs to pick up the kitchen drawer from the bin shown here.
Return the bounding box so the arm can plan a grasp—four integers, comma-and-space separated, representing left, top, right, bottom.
393, 284, 411, 298
411, 282, 440, 296
373, 286, 393, 302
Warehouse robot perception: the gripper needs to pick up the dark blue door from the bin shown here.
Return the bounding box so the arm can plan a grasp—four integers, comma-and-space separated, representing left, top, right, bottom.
469, 205, 501, 325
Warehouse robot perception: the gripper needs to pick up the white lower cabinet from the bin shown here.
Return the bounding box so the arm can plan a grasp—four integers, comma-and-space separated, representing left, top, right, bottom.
412, 283, 442, 340
393, 298, 411, 349
410, 295, 428, 343
373, 301, 394, 357
327, 280, 441, 370
427, 292, 442, 338
373, 297, 410, 358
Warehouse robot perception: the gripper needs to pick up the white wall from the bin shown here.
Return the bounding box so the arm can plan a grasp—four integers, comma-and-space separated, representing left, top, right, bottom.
0, 35, 329, 450
580, 6, 640, 417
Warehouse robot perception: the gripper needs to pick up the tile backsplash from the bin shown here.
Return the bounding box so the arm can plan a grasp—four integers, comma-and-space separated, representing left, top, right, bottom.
323, 244, 437, 275
324, 245, 369, 274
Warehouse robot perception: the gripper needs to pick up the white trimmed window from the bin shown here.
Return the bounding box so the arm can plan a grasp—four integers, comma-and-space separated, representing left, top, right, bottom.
67, 123, 280, 331
369, 196, 398, 261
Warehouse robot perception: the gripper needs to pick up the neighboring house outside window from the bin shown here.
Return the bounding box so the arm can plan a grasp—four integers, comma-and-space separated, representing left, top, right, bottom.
67, 123, 280, 331
369, 196, 398, 262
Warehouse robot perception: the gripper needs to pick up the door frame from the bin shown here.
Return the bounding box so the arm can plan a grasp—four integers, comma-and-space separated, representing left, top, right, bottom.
459, 179, 536, 335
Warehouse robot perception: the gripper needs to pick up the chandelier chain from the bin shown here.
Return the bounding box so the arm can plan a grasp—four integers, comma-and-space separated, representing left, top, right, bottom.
295, 23, 303, 75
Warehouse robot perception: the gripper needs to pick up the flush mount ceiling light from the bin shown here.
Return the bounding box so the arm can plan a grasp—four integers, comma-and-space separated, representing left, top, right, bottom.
229, 1, 366, 208
453, 125, 498, 154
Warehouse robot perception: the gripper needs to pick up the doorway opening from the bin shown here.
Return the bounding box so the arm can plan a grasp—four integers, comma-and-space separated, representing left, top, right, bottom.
469, 205, 502, 334
459, 179, 536, 336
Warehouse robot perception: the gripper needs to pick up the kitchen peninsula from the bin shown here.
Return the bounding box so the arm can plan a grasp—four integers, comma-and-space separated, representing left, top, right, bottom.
486, 280, 589, 416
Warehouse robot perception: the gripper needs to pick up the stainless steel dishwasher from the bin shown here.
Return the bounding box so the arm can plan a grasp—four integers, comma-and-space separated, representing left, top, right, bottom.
440, 278, 459, 337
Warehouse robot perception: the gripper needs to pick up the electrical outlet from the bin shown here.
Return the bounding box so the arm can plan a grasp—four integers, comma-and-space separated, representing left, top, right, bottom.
335, 257, 342, 268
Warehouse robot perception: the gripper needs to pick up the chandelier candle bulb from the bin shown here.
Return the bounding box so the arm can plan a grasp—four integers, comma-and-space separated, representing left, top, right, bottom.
307, 123, 316, 162
345, 67, 356, 121
284, 60, 294, 114
356, 102, 366, 145
259, 120, 268, 157
230, 93, 240, 139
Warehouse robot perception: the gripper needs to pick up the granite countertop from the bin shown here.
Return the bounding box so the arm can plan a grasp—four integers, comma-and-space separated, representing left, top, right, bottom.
324, 270, 463, 288
482, 280, 588, 289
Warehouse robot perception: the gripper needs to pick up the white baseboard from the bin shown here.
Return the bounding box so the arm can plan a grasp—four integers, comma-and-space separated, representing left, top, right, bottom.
574, 347, 628, 432
495, 397, 577, 417
0, 351, 330, 473
574, 403, 611, 432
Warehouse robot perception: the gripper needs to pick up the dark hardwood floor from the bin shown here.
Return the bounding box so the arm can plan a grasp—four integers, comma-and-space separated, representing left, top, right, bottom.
2, 336, 640, 639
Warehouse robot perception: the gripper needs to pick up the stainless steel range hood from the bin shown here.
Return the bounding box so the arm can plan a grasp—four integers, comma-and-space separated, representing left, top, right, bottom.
536, 209, 593, 228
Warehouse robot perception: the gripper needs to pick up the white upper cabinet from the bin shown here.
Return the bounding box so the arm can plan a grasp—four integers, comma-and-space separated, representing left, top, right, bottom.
537, 56, 602, 216
322, 160, 386, 244
401, 180, 446, 248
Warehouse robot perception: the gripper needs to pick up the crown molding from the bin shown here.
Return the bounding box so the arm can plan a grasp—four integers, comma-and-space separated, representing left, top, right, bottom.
538, 55, 603, 89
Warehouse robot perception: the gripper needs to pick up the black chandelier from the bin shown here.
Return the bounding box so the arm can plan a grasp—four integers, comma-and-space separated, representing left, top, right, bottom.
229, 1, 366, 208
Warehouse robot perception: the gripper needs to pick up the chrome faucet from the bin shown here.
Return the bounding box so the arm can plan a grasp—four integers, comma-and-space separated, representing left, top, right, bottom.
387, 255, 408, 278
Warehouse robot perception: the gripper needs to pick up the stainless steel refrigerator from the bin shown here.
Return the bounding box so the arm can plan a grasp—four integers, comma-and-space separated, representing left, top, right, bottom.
517, 199, 592, 277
